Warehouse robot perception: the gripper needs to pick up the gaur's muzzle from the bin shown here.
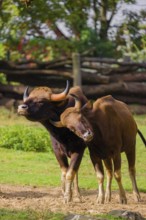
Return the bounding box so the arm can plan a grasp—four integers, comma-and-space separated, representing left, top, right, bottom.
18, 104, 28, 115
82, 130, 93, 142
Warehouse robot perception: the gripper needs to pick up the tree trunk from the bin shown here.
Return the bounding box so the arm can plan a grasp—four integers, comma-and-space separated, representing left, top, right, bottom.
99, 0, 108, 40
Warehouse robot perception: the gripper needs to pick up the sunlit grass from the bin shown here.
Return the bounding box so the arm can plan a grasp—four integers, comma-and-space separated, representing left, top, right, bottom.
0, 108, 145, 193
0, 148, 60, 186
0, 209, 123, 220
0, 209, 65, 220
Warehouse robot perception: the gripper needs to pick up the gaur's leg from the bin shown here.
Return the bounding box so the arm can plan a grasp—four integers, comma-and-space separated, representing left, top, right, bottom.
113, 153, 127, 204
126, 147, 141, 202
50, 136, 69, 194
64, 150, 84, 203
89, 147, 105, 204
73, 172, 81, 202
103, 158, 113, 203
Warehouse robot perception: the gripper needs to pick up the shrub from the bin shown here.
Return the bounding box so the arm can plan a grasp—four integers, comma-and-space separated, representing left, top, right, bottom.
0, 125, 52, 152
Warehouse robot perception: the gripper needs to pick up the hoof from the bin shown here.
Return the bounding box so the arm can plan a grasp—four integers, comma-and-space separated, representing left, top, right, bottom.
134, 193, 141, 202
64, 197, 71, 204
119, 196, 127, 204
105, 194, 111, 203
64, 193, 72, 204
96, 196, 105, 204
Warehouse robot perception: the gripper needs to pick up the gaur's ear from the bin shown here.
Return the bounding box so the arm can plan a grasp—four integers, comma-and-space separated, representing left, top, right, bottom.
82, 100, 93, 111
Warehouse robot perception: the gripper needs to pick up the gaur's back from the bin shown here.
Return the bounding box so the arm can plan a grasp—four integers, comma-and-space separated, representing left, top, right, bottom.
92, 95, 137, 154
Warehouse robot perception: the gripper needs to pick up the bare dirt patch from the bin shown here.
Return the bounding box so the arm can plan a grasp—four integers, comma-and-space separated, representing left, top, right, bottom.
0, 184, 146, 217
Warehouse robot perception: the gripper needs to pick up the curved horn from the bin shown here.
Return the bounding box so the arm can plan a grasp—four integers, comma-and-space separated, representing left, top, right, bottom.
23, 86, 29, 101
49, 119, 64, 128
70, 94, 82, 110
50, 80, 70, 101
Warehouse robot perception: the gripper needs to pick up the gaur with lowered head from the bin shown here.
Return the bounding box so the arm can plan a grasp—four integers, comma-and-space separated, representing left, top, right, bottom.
51, 94, 146, 204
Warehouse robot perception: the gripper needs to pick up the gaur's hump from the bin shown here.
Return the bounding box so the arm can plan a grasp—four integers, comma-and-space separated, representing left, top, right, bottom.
30, 87, 52, 99
101, 95, 115, 102
93, 95, 115, 108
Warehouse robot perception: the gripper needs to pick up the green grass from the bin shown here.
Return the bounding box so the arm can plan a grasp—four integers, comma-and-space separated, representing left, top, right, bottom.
0, 209, 65, 220
0, 209, 124, 220
0, 128, 145, 192
0, 148, 61, 186
0, 108, 145, 192
0, 108, 146, 219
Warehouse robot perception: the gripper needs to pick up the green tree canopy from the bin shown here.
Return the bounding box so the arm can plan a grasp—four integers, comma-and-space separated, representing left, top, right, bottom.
0, 0, 146, 60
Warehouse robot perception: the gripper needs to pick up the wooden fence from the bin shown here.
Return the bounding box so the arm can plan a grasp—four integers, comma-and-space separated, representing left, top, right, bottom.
0, 54, 146, 113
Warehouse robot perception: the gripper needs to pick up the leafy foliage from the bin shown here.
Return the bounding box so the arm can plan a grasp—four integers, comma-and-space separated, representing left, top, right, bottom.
0, 125, 52, 152
0, 73, 7, 84
0, 0, 145, 60
0, 43, 6, 59
117, 28, 146, 62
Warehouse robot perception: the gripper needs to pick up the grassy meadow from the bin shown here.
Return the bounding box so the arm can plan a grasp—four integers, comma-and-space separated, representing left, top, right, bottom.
0, 107, 146, 220
0, 209, 65, 220
0, 107, 145, 191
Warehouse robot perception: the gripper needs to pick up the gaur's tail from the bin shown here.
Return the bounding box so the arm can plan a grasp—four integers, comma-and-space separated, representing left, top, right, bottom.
137, 129, 146, 147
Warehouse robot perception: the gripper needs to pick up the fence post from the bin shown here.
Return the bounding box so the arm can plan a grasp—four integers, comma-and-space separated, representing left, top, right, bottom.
72, 53, 82, 87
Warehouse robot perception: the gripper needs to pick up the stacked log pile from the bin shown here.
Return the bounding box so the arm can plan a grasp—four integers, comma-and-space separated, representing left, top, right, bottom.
0, 57, 146, 113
